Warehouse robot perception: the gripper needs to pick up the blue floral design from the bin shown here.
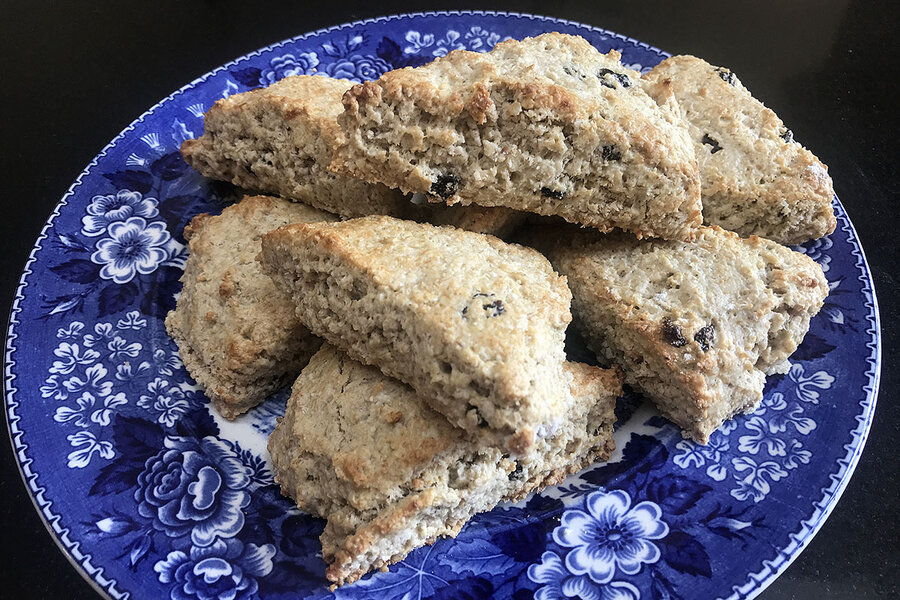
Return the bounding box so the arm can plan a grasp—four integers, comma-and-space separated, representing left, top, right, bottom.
91, 392, 128, 426
403, 28, 461, 57
153, 348, 183, 377
788, 363, 834, 404
81, 190, 159, 237
529, 552, 640, 600
50, 342, 99, 375
259, 52, 319, 85
730, 457, 789, 502
136, 437, 252, 547
83, 322, 116, 347
463, 26, 504, 51
737, 416, 788, 456
116, 360, 152, 382
91, 217, 171, 284
322, 55, 391, 82
56, 322, 85, 340
402, 26, 511, 57
61, 363, 112, 397
54, 392, 99, 427
66, 430, 114, 468
139, 378, 191, 426
668, 355, 833, 501
40, 374, 67, 401
107, 335, 142, 360
117, 310, 148, 330
403, 30, 435, 54
54, 391, 126, 428
554, 489, 668, 583
673, 435, 730, 482
154, 538, 275, 600
794, 236, 833, 272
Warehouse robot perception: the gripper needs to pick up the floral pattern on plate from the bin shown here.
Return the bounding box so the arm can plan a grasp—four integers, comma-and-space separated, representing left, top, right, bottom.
4, 11, 880, 600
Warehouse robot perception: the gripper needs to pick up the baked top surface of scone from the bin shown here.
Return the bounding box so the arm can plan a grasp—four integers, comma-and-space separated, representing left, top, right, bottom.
180, 74, 411, 218
259, 215, 574, 453
164, 195, 336, 418
332, 33, 702, 241
268, 344, 621, 586
644, 55, 836, 244
540, 225, 828, 443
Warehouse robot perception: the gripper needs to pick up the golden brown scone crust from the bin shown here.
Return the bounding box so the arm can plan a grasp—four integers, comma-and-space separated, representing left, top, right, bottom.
164, 195, 336, 418
181, 75, 412, 218
332, 33, 702, 240
268, 345, 621, 586
260, 215, 574, 453
538, 225, 828, 443
644, 55, 836, 244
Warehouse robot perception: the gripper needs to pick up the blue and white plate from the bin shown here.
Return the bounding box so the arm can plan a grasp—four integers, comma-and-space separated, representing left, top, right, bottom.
4, 11, 880, 600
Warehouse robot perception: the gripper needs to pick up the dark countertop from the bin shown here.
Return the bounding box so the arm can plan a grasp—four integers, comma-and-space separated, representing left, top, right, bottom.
2, 1, 896, 598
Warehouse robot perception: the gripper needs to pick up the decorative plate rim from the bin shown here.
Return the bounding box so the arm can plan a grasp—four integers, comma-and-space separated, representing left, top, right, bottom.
3, 10, 881, 600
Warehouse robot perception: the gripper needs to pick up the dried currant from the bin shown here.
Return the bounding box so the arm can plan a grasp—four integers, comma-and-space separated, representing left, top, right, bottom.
462, 293, 505, 318
780, 128, 794, 143
694, 324, 716, 352
601, 145, 622, 161
661, 318, 687, 347
563, 65, 586, 79
596, 68, 632, 89
715, 67, 736, 86
483, 299, 505, 317
431, 173, 460, 198
541, 187, 566, 200
702, 134, 723, 154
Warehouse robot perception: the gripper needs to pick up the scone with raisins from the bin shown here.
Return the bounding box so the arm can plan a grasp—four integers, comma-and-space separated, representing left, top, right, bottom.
539, 225, 828, 443
181, 75, 413, 218
644, 55, 836, 244
260, 216, 574, 454
332, 33, 702, 241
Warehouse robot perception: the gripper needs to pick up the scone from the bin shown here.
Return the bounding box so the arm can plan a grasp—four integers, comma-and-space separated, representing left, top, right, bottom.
540, 226, 828, 443
332, 33, 702, 240
181, 75, 412, 218
165, 195, 336, 418
260, 216, 573, 453
643, 55, 836, 244
268, 344, 621, 587
422, 204, 527, 239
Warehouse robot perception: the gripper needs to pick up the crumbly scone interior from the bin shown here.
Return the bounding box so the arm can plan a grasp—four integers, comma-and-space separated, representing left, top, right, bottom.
260, 216, 574, 452
333, 34, 701, 240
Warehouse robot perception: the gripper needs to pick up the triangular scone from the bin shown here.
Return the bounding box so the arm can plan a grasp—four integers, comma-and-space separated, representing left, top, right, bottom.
331, 33, 702, 241
542, 226, 828, 443
643, 56, 836, 244
181, 75, 412, 218
268, 344, 621, 587
165, 195, 336, 418
260, 216, 573, 453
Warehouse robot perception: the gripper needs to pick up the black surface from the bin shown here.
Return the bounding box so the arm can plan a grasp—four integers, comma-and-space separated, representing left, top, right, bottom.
1, 2, 897, 598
